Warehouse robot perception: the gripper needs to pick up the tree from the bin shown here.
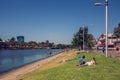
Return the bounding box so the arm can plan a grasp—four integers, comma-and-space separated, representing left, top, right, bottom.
46, 40, 49, 47
86, 34, 95, 47
0, 38, 3, 42
71, 26, 95, 48
28, 41, 38, 48
0, 38, 3, 49
10, 37, 16, 42
56, 44, 67, 49
48, 43, 54, 48
114, 23, 120, 38
72, 27, 85, 47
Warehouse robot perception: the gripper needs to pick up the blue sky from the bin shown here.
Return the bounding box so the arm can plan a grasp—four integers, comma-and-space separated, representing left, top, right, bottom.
0, 0, 120, 44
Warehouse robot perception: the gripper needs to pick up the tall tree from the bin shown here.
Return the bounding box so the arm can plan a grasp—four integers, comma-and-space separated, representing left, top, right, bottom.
46, 40, 49, 47
86, 34, 95, 47
71, 26, 95, 48
72, 27, 83, 47
114, 23, 120, 38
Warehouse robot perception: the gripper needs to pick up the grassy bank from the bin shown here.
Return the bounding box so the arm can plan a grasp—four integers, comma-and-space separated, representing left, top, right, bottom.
21, 50, 120, 80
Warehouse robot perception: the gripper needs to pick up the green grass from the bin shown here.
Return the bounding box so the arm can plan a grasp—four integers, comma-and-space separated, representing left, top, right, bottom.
22, 51, 120, 80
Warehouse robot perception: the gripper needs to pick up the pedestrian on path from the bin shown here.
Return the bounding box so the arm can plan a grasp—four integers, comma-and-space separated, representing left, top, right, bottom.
102, 46, 105, 53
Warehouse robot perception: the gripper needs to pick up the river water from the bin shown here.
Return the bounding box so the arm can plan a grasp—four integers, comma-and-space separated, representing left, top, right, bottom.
0, 49, 62, 73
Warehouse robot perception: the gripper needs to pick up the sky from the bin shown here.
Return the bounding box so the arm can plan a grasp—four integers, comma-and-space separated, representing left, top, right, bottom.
0, 0, 120, 44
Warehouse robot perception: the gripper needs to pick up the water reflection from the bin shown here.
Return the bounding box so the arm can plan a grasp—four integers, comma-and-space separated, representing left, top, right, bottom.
0, 49, 61, 73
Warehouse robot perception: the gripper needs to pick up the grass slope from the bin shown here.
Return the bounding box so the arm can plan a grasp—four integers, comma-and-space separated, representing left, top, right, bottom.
21, 51, 120, 80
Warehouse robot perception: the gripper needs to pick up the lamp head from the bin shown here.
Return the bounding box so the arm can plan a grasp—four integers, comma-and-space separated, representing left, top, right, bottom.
94, 3, 103, 6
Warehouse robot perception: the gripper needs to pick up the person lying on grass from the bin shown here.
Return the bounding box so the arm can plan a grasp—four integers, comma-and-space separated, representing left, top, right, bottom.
83, 57, 96, 66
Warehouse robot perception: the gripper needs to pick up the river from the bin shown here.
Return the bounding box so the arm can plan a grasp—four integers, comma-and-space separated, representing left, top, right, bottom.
0, 49, 62, 73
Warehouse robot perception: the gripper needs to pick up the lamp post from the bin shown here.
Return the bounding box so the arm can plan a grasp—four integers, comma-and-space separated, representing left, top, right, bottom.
83, 26, 85, 50
94, 0, 108, 57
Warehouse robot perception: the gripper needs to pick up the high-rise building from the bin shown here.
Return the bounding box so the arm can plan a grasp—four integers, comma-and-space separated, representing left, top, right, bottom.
17, 36, 24, 42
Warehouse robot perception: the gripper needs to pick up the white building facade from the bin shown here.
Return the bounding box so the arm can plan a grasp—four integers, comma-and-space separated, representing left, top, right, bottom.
97, 34, 120, 48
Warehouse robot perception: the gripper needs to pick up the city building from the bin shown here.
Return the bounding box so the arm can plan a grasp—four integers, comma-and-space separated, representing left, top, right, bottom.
17, 36, 24, 42
97, 34, 120, 48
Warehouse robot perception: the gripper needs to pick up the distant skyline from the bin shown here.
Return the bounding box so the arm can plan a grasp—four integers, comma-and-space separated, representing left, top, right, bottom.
0, 0, 120, 44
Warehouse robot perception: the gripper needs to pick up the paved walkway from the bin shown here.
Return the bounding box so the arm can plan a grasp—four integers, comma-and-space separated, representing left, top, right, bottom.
93, 49, 120, 58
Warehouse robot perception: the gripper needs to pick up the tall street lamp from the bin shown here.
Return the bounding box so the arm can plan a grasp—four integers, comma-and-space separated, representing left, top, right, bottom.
83, 26, 85, 50
94, 0, 109, 57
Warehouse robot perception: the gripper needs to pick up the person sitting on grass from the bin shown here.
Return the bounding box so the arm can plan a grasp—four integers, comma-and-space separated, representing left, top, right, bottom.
79, 55, 86, 65
84, 57, 96, 66
76, 53, 85, 66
